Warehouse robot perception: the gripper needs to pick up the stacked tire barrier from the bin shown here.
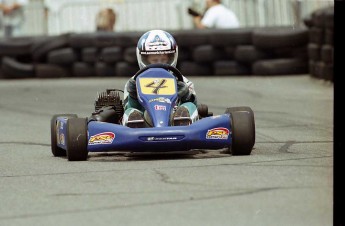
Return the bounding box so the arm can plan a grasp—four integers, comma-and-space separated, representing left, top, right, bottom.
3, 4, 335, 81
175, 28, 309, 76
0, 26, 310, 79
304, 6, 334, 82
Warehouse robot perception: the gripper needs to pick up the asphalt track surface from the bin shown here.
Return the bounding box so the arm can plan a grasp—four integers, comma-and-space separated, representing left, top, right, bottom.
0, 75, 333, 226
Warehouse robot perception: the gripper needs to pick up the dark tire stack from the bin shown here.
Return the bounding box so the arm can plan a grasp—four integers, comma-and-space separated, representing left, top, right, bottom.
174, 27, 309, 76
210, 28, 253, 76
0, 36, 45, 79
251, 27, 309, 75
0, 32, 142, 79
306, 6, 334, 82
0, 26, 314, 78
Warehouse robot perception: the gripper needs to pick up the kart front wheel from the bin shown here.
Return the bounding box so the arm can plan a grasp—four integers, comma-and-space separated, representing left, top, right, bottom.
225, 106, 255, 144
66, 117, 88, 161
229, 111, 255, 155
51, 114, 77, 157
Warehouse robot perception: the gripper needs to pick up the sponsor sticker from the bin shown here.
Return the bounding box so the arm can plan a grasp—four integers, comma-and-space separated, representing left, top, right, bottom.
149, 97, 171, 104
154, 105, 166, 111
88, 132, 115, 145
139, 135, 184, 141
206, 127, 229, 140
146, 136, 179, 141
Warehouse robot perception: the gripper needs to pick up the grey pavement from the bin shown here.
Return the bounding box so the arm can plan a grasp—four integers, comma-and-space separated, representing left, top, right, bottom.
0, 75, 333, 226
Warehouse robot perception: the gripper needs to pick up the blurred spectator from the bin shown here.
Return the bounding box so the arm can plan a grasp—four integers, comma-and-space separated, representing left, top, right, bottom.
189, 0, 239, 29
96, 8, 116, 31
0, 0, 28, 38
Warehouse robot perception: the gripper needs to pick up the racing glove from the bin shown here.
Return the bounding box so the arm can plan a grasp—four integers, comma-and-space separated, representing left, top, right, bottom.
177, 81, 197, 105
126, 78, 137, 100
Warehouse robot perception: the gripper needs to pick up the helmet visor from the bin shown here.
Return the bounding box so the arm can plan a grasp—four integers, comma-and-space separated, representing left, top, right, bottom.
141, 52, 176, 66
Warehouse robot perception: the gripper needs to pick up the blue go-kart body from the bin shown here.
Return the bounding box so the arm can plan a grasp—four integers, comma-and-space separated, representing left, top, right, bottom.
51, 64, 255, 161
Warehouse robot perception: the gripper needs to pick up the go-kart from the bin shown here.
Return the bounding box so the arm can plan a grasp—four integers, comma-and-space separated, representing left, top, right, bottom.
51, 64, 255, 161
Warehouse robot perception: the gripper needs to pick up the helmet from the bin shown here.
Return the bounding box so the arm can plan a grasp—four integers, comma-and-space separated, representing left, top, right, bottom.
136, 30, 178, 69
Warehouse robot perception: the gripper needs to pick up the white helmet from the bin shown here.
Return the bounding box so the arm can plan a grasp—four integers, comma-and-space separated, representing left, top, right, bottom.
136, 30, 178, 69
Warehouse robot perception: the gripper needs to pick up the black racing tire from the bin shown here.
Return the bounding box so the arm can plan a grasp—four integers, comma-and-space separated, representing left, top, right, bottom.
224, 46, 236, 60
112, 31, 142, 48
324, 29, 333, 45
309, 60, 317, 78
51, 114, 77, 157
312, 6, 333, 29
225, 106, 254, 122
177, 47, 192, 61
213, 61, 251, 75
32, 34, 70, 62
234, 45, 272, 63
225, 106, 255, 143
192, 45, 225, 63
82, 47, 100, 63
307, 43, 321, 61
209, 28, 253, 47
253, 27, 308, 49
252, 58, 308, 75
314, 61, 325, 79
1, 57, 35, 78
273, 46, 308, 60
303, 15, 313, 28
229, 111, 255, 156
95, 62, 115, 77
123, 47, 137, 64
94, 32, 117, 48
178, 61, 212, 76
0, 39, 32, 56
94, 31, 141, 48
35, 64, 71, 78
172, 29, 211, 47
321, 45, 333, 64
115, 61, 139, 77
47, 48, 79, 66
72, 62, 95, 77
101, 46, 123, 63
324, 63, 333, 82
66, 117, 88, 161
311, 7, 326, 28
309, 27, 324, 45
69, 33, 96, 48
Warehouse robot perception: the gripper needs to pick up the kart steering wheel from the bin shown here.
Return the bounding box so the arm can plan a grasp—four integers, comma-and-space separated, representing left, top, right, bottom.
133, 63, 184, 82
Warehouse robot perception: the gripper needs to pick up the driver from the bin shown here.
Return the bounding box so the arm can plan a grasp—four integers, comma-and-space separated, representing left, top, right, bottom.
123, 29, 198, 128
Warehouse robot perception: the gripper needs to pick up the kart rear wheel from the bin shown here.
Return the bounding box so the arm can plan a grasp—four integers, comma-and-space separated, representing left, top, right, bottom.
66, 117, 88, 161
229, 111, 255, 155
51, 114, 77, 157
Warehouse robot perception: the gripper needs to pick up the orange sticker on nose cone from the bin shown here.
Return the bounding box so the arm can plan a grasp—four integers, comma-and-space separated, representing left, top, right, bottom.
206, 127, 229, 139
88, 132, 115, 145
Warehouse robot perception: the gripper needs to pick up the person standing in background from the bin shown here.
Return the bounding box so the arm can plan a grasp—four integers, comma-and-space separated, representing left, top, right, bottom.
0, 0, 28, 38
96, 8, 116, 31
189, 0, 239, 29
